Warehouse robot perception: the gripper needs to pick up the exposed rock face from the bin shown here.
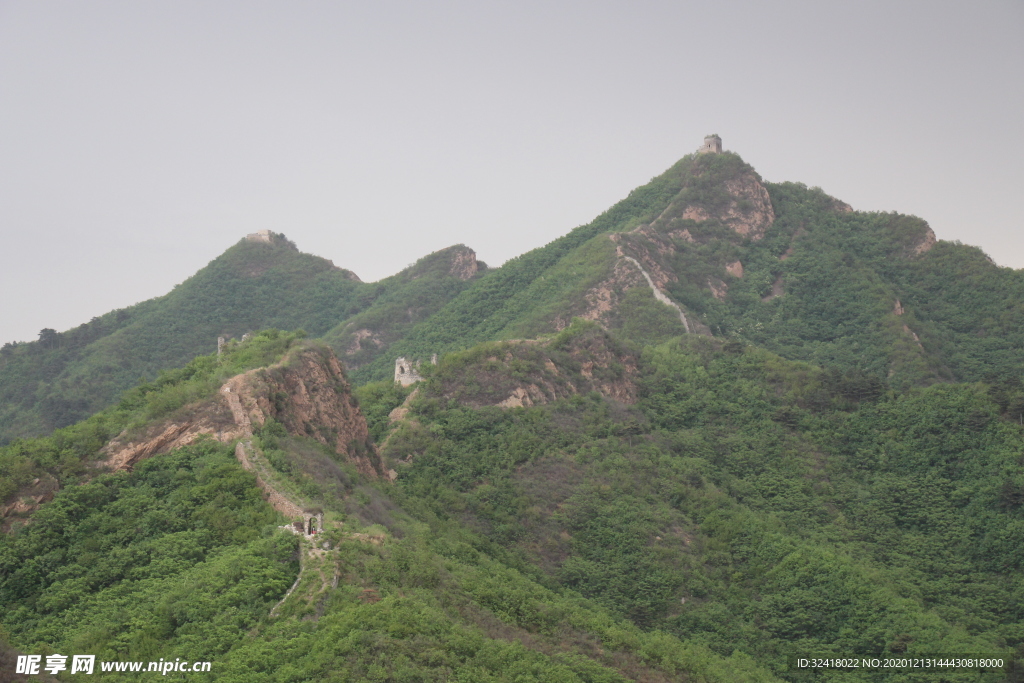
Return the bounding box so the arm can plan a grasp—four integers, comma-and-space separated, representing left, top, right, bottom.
100, 399, 242, 471
428, 326, 640, 409
574, 240, 647, 325
619, 227, 679, 289
914, 226, 937, 255
678, 173, 775, 240
448, 246, 479, 280
101, 344, 380, 478
707, 278, 728, 301
1, 475, 58, 531
240, 346, 380, 478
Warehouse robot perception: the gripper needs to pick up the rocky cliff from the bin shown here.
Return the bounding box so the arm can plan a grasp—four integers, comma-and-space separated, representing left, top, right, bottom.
101, 343, 381, 477
423, 323, 640, 409
644, 155, 775, 242
231, 344, 380, 477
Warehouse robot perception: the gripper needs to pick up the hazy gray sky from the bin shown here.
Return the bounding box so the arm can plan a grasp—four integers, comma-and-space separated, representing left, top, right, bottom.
1, 0, 1021, 344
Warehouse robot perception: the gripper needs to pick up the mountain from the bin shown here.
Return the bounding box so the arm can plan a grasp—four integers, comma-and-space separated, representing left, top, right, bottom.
370, 321, 1024, 673
0, 235, 483, 444
0, 332, 781, 682
2, 141, 1023, 681
354, 151, 1024, 389
7, 147, 1021, 442
2, 322, 1022, 680
320, 244, 483, 375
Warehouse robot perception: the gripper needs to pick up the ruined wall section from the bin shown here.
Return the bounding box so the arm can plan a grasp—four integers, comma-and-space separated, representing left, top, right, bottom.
697, 134, 723, 154
240, 346, 381, 478
100, 344, 381, 479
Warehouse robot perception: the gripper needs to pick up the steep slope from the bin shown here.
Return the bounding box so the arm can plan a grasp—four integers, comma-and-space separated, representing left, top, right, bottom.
0, 233, 362, 442
0, 234, 482, 444
8, 144, 1020, 441
354, 149, 1024, 389
0, 331, 376, 527
346, 158, 697, 383
98, 341, 380, 479
322, 244, 484, 374
0, 333, 784, 683
369, 325, 1024, 679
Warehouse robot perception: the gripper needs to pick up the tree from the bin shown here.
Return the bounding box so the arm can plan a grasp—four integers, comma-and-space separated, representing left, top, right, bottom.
38, 328, 60, 350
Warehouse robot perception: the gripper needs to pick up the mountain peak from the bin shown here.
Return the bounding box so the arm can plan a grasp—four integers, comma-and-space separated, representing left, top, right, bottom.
697, 133, 723, 154
243, 229, 297, 250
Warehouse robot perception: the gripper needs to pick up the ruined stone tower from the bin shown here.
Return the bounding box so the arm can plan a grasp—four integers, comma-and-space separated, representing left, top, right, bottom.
394, 357, 423, 387
245, 229, 274, 243
698, 134, 722, 154
394, 355, 438, 387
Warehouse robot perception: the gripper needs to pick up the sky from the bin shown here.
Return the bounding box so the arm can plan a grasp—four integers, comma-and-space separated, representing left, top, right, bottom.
1, 0, 1021, 345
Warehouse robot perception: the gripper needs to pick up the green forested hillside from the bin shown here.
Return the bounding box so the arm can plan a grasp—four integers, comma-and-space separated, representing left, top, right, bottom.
670, 178, 1024, 388
0, 238, 481, 444
0, 330, 782, 683
3, 323, 1020, 681
2, 147, 1023, 681
368, 323, 1023, 680
345, 157, 693, 384
321, 244, 486, 375
347, 152, 1024, 391
6, 150, 1022, 441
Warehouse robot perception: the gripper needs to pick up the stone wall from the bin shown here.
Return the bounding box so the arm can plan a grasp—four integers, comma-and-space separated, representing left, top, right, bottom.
697, 134, 722, 154
394, 355, 437, 387
245, 229, 274, 243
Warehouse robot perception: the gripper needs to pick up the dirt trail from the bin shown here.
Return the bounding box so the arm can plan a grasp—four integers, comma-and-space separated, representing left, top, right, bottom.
621, 255, 692, 333
235, 442, 305, 519
220, 378, 318, 617
219, 364, 384, 618
220, 383, 306, 519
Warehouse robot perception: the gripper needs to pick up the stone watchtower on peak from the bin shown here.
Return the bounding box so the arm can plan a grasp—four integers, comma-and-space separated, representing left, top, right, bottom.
245, 229, 275, 243
698, 134, 722, 154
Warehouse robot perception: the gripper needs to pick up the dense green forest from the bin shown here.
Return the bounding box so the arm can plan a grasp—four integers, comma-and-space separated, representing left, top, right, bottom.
370, 323, 1024, 679
2, 148, 1023, 681
3, 151, 1023, 444
2, 323, 1021, 680
0, 239, 481, 445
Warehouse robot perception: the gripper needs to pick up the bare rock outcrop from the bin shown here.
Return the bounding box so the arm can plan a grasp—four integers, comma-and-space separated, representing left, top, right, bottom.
677, 172, 775, 240
913, 226, 937, 255
448, 245, 480, 280
100, 344, 381, 478
573, 242, 647, 325
229, 346, 380, 478
428, 326, 640, 409
100, 399, 241, 471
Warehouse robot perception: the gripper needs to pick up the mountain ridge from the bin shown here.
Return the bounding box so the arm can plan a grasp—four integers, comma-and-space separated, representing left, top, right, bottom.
2, 198, 1024, 682
3, 146, 1022, 445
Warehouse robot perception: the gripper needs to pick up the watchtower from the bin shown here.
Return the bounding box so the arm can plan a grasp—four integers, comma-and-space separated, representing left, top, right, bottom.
394, 355, 438, 387
245, 229, 274, 243
698, 134, 722, 154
